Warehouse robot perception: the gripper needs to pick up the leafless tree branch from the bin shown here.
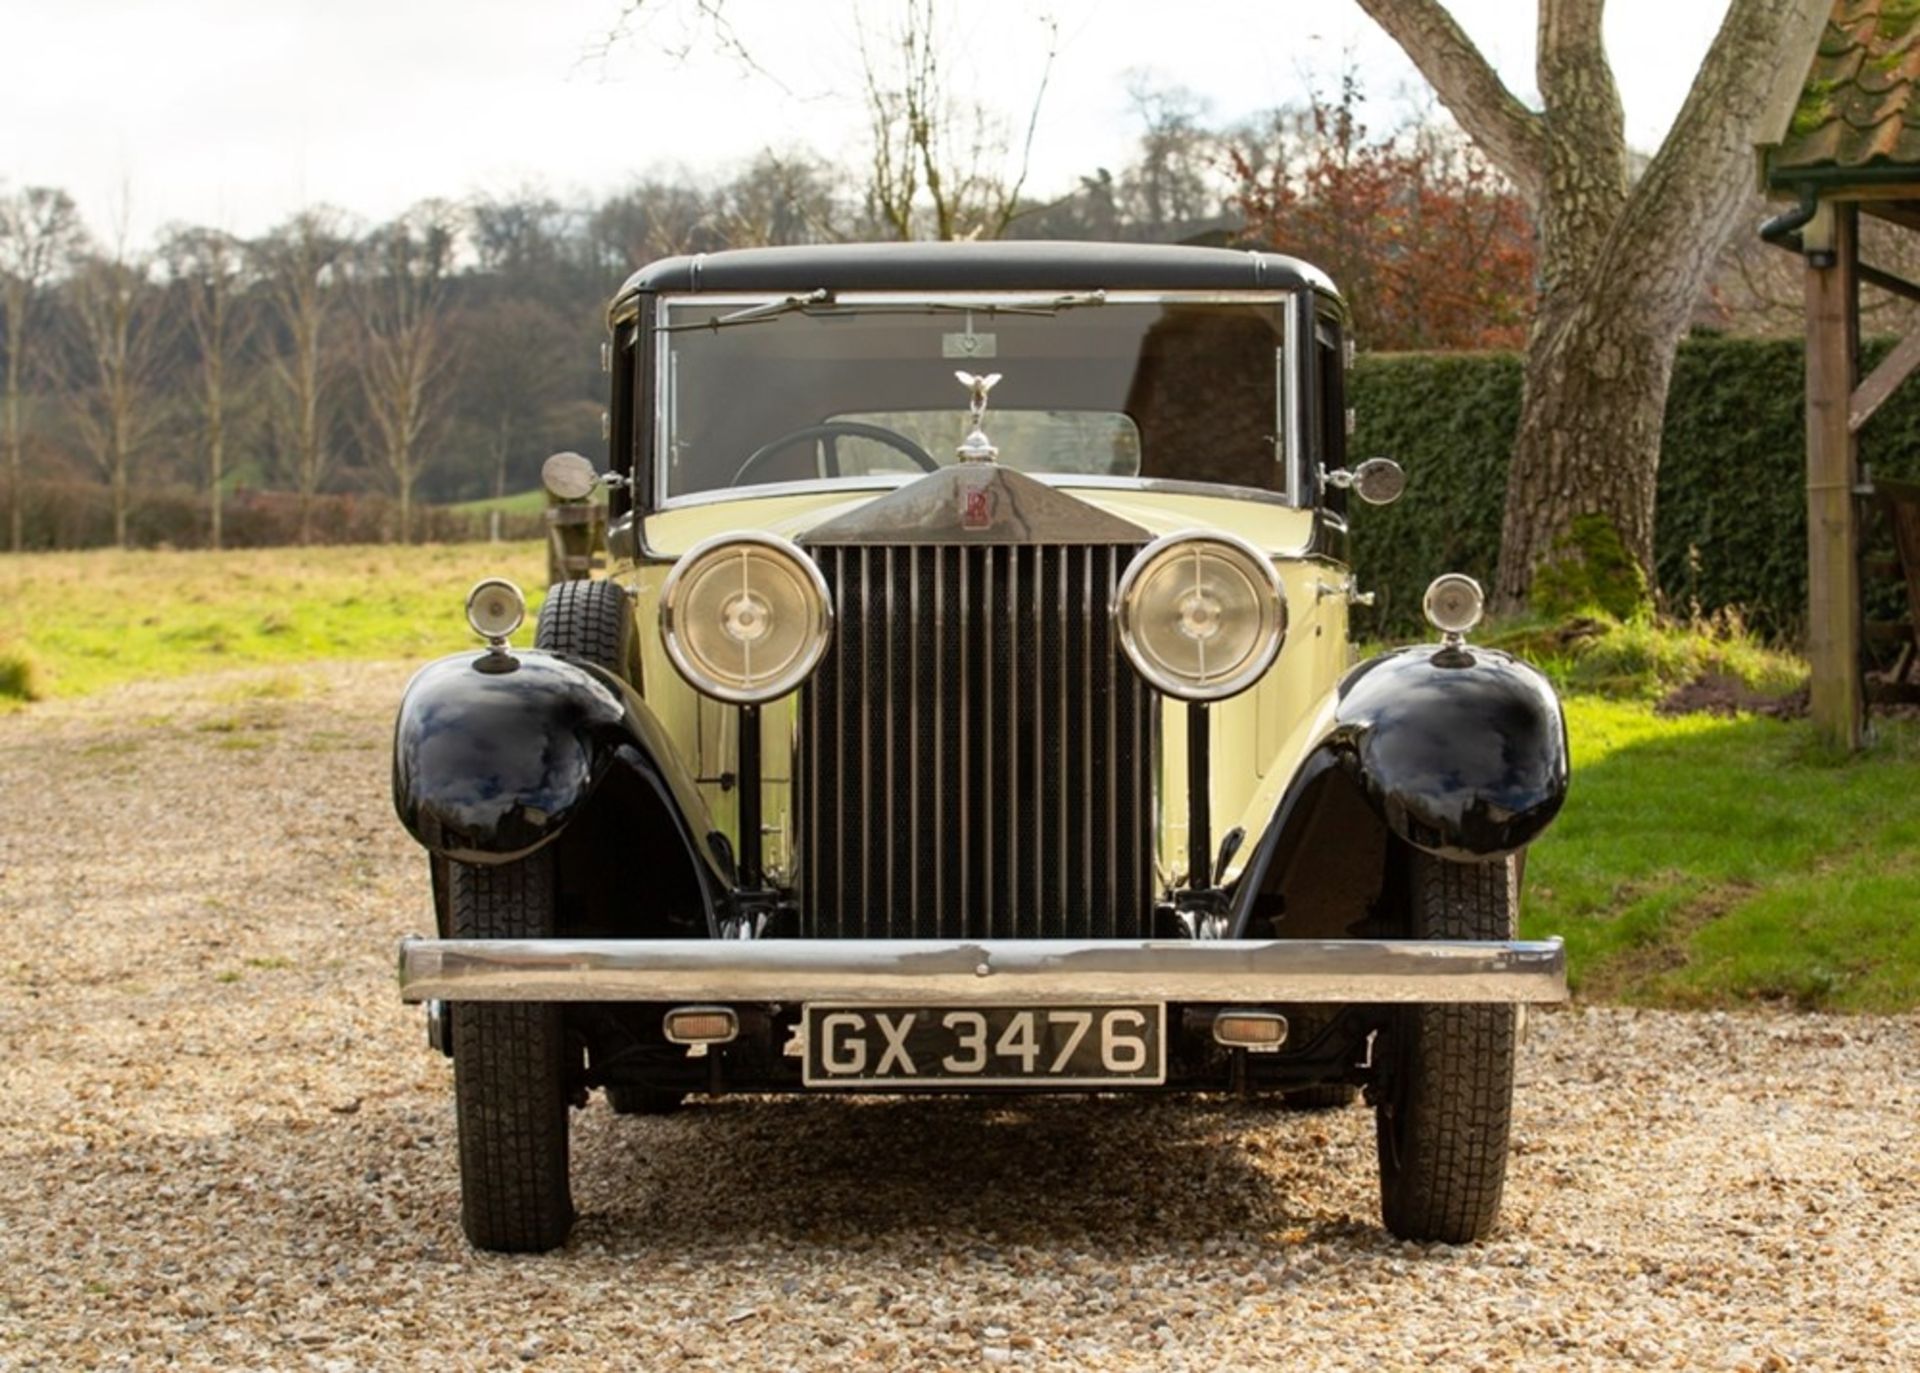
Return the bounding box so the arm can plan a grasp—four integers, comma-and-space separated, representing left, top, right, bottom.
1353, 0, 1547, 199
1608, 0, 1825, 315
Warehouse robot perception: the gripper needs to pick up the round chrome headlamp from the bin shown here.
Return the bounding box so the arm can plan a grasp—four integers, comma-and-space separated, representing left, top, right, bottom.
1115, 531, 1286, 701
465, 578, 526, 643
1423, 573, 1485, 637
660, 533, 832, 703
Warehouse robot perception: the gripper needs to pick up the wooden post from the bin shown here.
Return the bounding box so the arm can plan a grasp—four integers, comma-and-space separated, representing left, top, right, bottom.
544, 498, 606, 586
1805, 201, 1865, 750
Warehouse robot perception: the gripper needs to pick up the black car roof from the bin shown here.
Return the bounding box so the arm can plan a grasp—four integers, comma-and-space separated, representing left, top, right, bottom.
610, 241, 1337, 318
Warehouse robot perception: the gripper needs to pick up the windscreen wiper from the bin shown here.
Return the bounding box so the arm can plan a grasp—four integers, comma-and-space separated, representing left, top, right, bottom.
658, 289, 1106, 332
855, 292, 1108, 318
659, 289, 836, 331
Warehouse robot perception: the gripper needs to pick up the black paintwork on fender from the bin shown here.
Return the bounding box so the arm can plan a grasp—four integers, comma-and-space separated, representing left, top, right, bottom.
392, 651, 724, 904
1327, 642, 1568, 860
1228, 642, 1568, 931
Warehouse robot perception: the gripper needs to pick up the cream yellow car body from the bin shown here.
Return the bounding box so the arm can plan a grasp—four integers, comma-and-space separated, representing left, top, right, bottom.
623, 485, 1342, 892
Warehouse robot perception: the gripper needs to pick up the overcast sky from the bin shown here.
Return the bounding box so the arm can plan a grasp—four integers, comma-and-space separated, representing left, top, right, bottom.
3, 0, 1731, 246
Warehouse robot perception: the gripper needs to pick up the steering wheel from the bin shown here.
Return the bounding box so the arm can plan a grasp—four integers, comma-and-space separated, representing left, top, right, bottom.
730, 421, 939, 487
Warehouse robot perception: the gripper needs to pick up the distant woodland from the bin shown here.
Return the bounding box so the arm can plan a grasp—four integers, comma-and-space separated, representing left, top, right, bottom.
0, 74, 1819, 550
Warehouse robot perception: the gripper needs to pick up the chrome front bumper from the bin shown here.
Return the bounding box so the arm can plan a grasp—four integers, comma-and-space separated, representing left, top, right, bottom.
397, 936, 1567, 1005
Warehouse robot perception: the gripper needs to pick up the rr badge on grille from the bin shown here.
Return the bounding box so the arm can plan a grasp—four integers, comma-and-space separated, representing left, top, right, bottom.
961, 480, 994, 529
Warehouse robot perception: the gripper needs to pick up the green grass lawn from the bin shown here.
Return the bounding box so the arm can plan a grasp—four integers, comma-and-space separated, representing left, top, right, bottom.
450, 489, 550, 517
451, 489, 605, 518
1523, 698, 1920, 1013
0, 542, 545, 703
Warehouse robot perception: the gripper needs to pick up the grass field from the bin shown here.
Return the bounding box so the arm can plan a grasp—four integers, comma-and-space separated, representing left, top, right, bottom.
3, 544, 1915, 1011
1524, 700, 1920, 1012
449, 490, 549, 517
450, 488, 605, 518
0, 543, 544, 703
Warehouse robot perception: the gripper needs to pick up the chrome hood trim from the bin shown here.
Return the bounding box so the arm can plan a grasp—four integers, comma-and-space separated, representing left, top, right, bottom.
800, 464, 1149, 546
398, 936, 1568, 1005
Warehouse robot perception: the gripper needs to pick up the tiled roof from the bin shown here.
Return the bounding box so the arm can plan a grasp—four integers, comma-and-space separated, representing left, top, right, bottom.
1772, 0, 1920, 177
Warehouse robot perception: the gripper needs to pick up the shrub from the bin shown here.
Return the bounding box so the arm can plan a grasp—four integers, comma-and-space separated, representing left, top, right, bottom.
0, 639, 47, 702
1484, 607, 1807, 701
0, 479, 500, 550
1346, 349, 1518, 633
1350, 334, 1920, 641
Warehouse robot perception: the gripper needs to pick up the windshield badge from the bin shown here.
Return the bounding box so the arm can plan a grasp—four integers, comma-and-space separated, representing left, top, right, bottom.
954, 370, 1002, 463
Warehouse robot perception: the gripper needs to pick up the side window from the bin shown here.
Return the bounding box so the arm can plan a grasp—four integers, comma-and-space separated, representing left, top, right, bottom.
1314, 314, 1347, 512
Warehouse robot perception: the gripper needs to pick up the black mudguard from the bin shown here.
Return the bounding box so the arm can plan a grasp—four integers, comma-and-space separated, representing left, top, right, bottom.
1326, 642, 1569, 857
1230, 643, 1569, 928
392, 650, 723, 889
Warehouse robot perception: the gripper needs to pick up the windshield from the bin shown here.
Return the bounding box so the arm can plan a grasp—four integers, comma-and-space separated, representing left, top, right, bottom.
654, 292, 1294, 503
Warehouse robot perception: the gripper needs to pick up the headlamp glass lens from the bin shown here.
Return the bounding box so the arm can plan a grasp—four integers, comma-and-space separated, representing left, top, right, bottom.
1118, 535, 1284, 700
664, 537, 831, 702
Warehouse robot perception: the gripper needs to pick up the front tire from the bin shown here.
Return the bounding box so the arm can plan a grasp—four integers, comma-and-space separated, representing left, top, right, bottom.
450, 850, 574, 1253
536, 579, 637, 682
1375, 852, 1518, 1244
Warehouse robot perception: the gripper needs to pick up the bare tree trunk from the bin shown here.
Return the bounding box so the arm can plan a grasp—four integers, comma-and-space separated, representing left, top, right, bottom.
69, 248, 163, 551
1490, 0, 1723, 605
1, 187, 88, 552
287, 301, 325, 547
353, 207, 457, 547
492, 414, 513, 502
208, 371, 224, 550
1357, 0, 1824, 610
110, 435, 128, 548
1497, 295, 1679, 607
295, 339, 321, 545
258, 212, 340, 548
165, 227, 246, 552
4, 294, 21, 552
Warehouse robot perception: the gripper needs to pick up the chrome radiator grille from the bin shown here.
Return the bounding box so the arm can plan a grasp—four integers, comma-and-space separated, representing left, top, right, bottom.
797, 544, 1156, 939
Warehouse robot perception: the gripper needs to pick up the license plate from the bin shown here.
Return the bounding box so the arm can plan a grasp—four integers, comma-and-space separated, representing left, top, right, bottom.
801, 1003, 1166, 1088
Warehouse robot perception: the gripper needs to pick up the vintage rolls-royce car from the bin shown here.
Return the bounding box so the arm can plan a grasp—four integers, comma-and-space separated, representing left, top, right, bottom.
393, 242, 1569, 1253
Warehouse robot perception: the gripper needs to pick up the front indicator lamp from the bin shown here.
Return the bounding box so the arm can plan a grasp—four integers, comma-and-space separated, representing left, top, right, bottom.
1213, 1010, 1289, 1052
1423, 573, 1485, 639
660, 532, 832, 703
1115, 531, 1286, 701
663, 1006, 739, 1045
465, 578, 526, 645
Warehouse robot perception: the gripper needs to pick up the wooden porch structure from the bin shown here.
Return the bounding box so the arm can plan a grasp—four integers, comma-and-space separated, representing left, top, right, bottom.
1761, 0, 1920, 749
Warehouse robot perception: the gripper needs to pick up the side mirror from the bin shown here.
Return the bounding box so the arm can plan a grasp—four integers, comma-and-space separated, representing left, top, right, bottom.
542, 451, 600, 502
1322, 457, 1405, 506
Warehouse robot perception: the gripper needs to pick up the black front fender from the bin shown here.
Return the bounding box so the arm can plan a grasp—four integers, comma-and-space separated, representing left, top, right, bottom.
392, 650, 719, 877
1229, 642, 1569, 932
1329, 643, 1568, 859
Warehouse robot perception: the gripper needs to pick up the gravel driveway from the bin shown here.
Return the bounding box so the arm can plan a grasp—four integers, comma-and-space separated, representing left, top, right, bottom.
1, 662, 1915, 1370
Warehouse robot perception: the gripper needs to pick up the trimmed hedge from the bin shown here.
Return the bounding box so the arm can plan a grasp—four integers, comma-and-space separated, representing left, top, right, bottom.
1349, 335, 1920, 640
1346, 351, 1520, 633
0, 479, 538, 550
